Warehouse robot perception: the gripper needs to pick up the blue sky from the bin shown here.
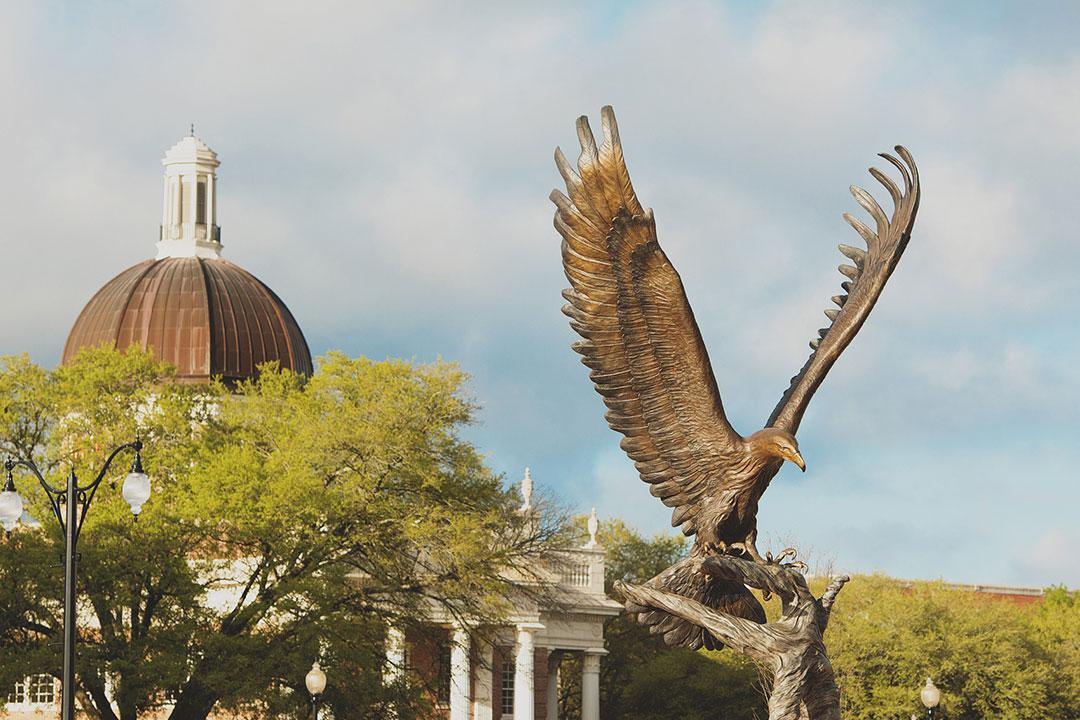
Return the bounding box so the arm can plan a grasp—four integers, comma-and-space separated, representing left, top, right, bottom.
1, 1, 1077, 587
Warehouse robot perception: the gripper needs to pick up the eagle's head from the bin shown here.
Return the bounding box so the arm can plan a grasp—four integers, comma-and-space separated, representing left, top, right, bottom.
747, 428, 806, 472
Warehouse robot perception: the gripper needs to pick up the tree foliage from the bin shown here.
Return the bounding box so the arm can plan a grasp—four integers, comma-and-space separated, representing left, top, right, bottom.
826, 575, 1079, 720
0, 348, 560, 720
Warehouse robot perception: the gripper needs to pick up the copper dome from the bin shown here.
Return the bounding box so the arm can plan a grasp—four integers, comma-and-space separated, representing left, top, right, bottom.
62, 257, 313, 383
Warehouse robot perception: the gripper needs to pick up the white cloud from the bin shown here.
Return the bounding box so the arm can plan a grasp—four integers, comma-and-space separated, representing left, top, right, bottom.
900, 157, 1032, 311
989, 59, 1080, 160
1012, 528, 1080, 588
588, 446, 673, 537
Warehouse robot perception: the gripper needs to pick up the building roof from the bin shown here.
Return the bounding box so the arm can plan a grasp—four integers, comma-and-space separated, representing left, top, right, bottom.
62, 132, 312, 383
62, 257, 312, 382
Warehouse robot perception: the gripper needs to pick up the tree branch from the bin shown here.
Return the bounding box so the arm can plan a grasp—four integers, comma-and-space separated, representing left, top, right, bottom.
613, 580, 774, 662
820, 575, 850, 612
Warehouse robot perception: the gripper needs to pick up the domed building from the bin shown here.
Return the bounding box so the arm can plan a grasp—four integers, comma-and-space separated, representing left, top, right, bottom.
62, 133, 312, 382
38, 134, 622, 720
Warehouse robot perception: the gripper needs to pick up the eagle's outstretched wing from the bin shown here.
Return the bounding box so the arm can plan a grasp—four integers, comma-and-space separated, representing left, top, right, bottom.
552, 106, 743, 537
767, 149, 920, 434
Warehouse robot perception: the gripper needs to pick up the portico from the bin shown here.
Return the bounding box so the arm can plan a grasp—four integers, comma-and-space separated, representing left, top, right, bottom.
394, 488, 622, 720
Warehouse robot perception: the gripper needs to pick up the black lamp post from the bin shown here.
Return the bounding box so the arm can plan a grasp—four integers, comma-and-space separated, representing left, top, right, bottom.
920, 677, 941, 718
306, 661, 327, 719
0, 440, 150, 720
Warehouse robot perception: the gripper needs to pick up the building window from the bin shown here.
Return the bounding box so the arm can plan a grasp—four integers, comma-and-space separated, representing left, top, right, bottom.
29, 674, 56, 704
7, 677, 27, 704
500, 657, 515, 715
179, 179, 189, 223
196, 178, 207, 224
434, 639, 452, 706
7, 675, 55, 705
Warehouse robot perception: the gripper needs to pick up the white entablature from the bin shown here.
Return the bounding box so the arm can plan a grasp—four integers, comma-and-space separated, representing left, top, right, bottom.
156, 128, 223, 259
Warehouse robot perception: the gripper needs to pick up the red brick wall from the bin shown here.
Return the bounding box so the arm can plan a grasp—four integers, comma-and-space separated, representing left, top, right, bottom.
534, 648, 549, 720
493, 646, 506, 720
407, 627, 451, 718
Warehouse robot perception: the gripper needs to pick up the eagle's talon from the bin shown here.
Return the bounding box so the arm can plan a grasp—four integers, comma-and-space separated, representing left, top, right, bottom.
765, 547, 799, 565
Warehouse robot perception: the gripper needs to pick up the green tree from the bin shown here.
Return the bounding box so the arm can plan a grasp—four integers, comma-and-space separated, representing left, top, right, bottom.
827, 575, 1078, 720
619, 650, 765, 720
1030, 586, 1080, 712
0, 348, 561, 720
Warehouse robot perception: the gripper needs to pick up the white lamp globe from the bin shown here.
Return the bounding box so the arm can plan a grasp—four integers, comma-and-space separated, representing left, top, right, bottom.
305, 662, 327, 696
122, 454, 151, 518
0, 487, 23, 532
920, 678, 941, 709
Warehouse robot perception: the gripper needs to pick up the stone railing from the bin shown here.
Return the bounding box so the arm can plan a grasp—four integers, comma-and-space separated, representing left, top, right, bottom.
553, 545, 606, 595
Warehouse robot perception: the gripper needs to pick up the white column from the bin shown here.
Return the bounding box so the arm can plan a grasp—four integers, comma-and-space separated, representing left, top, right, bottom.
581, 649, 605, 720
450, 627, 471, 720
104, 673, 120, 714
473, 641, 494, 720
514, 624, 541, 720
546, 651, 561, 720
385, 625, 406, 682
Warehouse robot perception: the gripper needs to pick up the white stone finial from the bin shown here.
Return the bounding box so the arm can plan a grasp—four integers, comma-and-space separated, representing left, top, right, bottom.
520, 467, 533, 511
585, 507, 599, 548
156, 133, 223, 260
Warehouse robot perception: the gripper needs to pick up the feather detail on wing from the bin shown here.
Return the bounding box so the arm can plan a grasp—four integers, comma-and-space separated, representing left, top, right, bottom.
552, 106, 744, 537
768, 147, 921, 434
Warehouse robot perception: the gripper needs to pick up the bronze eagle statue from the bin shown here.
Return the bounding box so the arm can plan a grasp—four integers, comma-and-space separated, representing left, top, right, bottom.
551, 106, 920, 649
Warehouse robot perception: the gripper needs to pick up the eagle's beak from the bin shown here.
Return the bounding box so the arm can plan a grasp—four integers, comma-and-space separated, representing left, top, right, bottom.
788, 450, 806, 472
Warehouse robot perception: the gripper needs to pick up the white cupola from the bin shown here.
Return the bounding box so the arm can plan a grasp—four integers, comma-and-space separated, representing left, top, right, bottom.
156, 127, 222, 259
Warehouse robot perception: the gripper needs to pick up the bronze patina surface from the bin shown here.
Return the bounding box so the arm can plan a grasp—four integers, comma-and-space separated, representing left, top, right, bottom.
63, 257, 312, 383
552, 106, 920, 719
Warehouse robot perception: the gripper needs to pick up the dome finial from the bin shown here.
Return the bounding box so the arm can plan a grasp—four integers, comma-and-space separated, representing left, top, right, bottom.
520, 467, 533, 512
585, 507, 599, 548
189, 122, 195, 137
